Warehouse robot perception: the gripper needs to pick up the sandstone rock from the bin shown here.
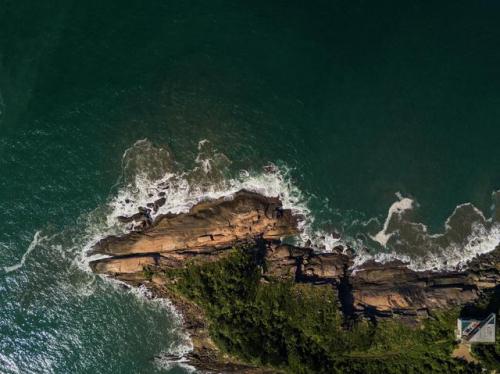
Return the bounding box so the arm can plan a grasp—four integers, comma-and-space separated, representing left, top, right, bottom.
264, 244, 306, 280
92, 190, 298, 256
475, 281, 498, 289
263, 244, 352, 282
349, 252, 500, 316
90, 190, 500, 321
88, 190, 500, 372
301, 253, 352, 280
90, 254, 158, 274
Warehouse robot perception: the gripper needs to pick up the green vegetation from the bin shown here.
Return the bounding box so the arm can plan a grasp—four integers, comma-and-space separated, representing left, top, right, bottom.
165, 248, 483, 373
142, 266, 154, 281
468, 287, 500, 371
473, 336, 500, 371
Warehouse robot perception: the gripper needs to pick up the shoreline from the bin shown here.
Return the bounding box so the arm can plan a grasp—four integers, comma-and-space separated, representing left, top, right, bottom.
90, 190, 500, 372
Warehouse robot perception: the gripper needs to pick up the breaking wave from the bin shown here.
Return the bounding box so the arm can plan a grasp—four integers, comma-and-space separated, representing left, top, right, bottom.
4, 231, 46, 273
100, 138, 322, 253
129, 284, 196, 373
364, 191, 500, 271
86, 138, 500, 278
67, 138, 500, 370
76, 138, 319, 371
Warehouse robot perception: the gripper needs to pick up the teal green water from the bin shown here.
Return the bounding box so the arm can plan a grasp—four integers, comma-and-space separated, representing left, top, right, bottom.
1, 1, 500, 372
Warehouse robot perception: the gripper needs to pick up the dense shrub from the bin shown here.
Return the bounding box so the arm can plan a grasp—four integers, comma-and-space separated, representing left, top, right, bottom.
469, 287, 500, 370
166, 248, 483, 373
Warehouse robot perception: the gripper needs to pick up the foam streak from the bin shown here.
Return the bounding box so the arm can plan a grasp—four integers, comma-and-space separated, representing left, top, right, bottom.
4, 231, 45, 273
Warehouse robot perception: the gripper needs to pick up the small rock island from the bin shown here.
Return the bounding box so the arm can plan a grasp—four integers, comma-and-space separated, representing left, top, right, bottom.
90, 190, 500, 373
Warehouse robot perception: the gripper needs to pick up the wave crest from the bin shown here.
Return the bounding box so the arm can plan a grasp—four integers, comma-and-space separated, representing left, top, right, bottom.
86, 139, 500, 274
366, 192, 500, 271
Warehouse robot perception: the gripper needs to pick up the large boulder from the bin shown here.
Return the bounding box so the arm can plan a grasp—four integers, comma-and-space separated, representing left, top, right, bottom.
92, 190, 298, 256
263, 244, 352, 282
350, 250, 500, 316
89, 189, 500, 320
90, 254, 158, 274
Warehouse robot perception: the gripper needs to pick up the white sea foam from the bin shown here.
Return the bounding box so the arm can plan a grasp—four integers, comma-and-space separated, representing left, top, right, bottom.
103, 139, 315, 248
370, 193, 414, 247
75, 139, 348, 273
4, 231, 46, 273
361, 192, 500, 271
71, 139, 317, 369
128, 284, 196, 372
67, 139, 500, 370
95, 277, 196, 369
81, 139, 500, 279
154, 355, 196, 374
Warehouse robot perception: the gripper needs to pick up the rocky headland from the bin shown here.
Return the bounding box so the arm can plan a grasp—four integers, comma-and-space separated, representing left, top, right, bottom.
90, 190, 500, 372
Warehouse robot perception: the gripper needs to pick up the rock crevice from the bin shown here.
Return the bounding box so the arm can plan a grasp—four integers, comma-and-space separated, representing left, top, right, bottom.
91, 190, 500, 318
89, 190, 500, 371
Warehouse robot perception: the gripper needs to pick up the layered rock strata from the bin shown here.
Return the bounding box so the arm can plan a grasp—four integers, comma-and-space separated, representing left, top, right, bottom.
89, 190, 500, 371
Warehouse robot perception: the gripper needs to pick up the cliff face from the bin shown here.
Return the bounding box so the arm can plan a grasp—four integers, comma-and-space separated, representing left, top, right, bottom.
351, 245, 500, 317
352, 262, 481, 317
89, 190, 500, 371
90, 190, 302, 373
260, 244, 499, 319
91, 190, 298, 257
91, 189, 500, 317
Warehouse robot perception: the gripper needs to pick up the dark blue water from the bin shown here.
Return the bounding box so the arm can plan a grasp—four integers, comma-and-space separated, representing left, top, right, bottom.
1, 1, 500, 372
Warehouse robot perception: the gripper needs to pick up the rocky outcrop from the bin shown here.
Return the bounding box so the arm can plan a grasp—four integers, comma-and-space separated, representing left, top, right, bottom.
350, 248, 500, 318
90, 254, 159, 274
91, 190, 500, 318
89, 191, 301, 373
262, 244, 499, 318
263, 244, 352, 282
92, 190, 298, 257
89, 190, 500, 371
351, 261, 476, 317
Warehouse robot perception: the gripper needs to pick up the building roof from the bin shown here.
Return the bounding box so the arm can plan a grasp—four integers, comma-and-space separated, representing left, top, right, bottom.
457, 313, 496, 343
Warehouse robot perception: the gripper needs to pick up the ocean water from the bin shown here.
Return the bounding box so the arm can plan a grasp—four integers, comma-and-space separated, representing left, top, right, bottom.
1, 1, 500, 372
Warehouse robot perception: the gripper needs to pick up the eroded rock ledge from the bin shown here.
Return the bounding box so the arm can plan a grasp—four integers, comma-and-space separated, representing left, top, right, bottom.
90, 190, 500, 372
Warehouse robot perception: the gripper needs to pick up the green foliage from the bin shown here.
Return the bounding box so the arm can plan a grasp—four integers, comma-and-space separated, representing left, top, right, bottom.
167, 248, 483, 373
469, 287, 500, 370
142, 266, 154, 281
473, 338, 500, 371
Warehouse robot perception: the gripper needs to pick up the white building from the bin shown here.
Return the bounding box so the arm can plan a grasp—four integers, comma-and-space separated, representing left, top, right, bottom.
456, 313, 496, 343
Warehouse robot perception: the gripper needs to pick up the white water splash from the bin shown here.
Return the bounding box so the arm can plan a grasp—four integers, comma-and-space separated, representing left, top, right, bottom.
126, 284, 196, 372
375, 222, 500, 271
71, 139, 318, 369
73, 139, 350, 276
370, 192, 414, 247
82, 139, 500, 277
103, 139, 314, 247
361, 192, 500, 271
66, 139, 500, 370
4, 231, 46, 273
